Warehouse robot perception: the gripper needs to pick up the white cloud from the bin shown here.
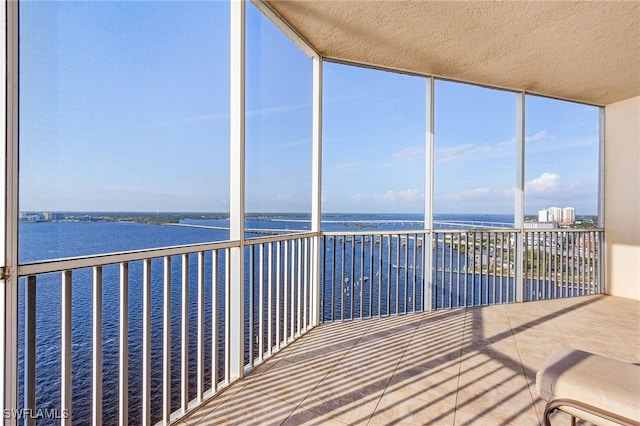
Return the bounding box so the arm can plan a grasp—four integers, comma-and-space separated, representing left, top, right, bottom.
526, 130, 549, 143
525, 172, 560, 193
160, 102, 311, 127
436, 144, 491, 162
247, 102, 310, 117
445, 186, 491, 201
393, 147, 424, 161
498, 130, 552, 147
375, 188, 422, 203
461, 187, 491, 198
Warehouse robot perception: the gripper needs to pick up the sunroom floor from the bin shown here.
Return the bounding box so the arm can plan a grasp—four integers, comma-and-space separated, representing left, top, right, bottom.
177, 294, 640, 426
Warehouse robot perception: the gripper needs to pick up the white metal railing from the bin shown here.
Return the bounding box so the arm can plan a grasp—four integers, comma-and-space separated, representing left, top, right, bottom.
19, 240, 238, 425
320, 228, 603, 322
523, 229, 602, 301
13, 228, 602, 425
431, 229, 518, 309
244, 233, 316, 368
15, 232, 317, 426
320, 231, 427, 321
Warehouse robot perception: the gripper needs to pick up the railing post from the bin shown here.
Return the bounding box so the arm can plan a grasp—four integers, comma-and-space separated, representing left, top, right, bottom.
141, 260, 151, 426
162, 257, 171, 425
310, 55, 322, 326
24, 277, 36, 426
180, 255, 188, 414
229, 0, 245, 381
424, 77, 434, 312
514, 91, 526, 302
92, 267, 103, 426
597, 107, 606, 293
119, 264, 128, 426
2, 2, 19, 424
61, 271, 73, 426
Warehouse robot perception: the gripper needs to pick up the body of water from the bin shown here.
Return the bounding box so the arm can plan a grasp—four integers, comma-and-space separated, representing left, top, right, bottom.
16, 213, 514, 424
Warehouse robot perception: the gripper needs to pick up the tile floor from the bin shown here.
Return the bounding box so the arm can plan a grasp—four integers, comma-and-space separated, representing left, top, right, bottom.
177, 295, 640, 425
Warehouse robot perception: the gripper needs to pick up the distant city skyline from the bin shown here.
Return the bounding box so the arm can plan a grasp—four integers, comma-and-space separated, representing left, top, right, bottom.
18, 1, 600, 216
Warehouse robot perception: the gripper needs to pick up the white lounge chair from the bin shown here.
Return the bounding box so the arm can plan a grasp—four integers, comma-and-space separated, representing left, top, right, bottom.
536, 347, 640, 426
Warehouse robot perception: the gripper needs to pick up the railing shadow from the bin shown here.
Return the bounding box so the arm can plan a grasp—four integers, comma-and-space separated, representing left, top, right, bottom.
185, 295, 616, 425
364, 296, 608, 425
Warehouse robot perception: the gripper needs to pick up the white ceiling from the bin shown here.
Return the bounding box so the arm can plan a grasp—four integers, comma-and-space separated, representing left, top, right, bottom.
263, 0, 640, 106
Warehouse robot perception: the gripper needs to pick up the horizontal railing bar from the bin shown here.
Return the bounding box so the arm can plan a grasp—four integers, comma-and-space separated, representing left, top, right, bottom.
18, 240, 239, 276
244, 231, 318, 245
523, 228, 603, 233
323, 230, 429, 237
17, 228, 601, 277
323, 228, 603, 237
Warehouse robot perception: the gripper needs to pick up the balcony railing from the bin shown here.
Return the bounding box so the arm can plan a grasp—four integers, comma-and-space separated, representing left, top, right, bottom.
319, 228, 603, 321
15, 228, 602, 425
19, 240, 238, 425
244, 233, 316, 368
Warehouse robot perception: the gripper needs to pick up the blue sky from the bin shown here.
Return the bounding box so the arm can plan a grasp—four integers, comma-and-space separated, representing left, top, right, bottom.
19, 1, 600, 216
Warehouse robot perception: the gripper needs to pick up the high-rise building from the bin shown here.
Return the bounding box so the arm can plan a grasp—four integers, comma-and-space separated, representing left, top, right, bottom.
562, 207, 575, 224
548, 207, 563, 222
538, 209, 549, 222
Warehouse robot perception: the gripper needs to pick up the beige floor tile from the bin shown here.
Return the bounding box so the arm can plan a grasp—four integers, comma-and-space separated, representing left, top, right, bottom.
240, 356, 284, 386
513, 331, 571, 364
518, 350, 556, 380
299, 376, 385, 425
282, 334, 356, 365
350, 335, 411, 360
177, 380, 247, 425
454, 407, 535, 426
407, 328, 464, 351
462, 313, 511, 330
369, 389, 456, 426
457, 352, 528, 390
193, 388, 298, 426
280, 406, 350, 426
460, 337, 521, 361
506, 313, 559, 333
400, 338, 463, 375
386, 364, 459, 407
243, 358, 328, 406
456, 382, 539, 425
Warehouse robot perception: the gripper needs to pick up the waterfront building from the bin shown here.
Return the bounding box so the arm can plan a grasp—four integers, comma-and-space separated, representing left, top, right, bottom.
538, 209, 548, 222
539, 206, 576, 225
41, 212, 64, 222
548, 207, 563, 223
562, 207, 576, 224
25, 214, 42, 223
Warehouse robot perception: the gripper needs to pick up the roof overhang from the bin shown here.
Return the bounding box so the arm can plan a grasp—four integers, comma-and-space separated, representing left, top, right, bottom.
262, 0, 640, 106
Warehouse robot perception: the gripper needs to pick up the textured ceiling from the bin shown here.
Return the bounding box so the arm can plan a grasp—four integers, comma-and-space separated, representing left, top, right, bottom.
263, 0, 640, 106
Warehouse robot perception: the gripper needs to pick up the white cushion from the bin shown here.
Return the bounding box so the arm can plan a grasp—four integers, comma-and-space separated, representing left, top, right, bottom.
536, 347, 640, 425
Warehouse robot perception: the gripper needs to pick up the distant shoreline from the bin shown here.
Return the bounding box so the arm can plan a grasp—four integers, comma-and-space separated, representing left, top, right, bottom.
18, 211, 599, 229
